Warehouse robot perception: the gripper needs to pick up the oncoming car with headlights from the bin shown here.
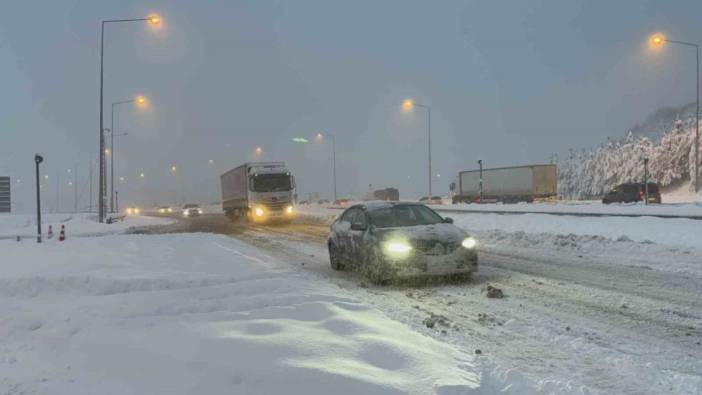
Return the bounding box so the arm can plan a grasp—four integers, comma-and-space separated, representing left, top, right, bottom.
328, 202, 478, 283
182, 204, 203, 217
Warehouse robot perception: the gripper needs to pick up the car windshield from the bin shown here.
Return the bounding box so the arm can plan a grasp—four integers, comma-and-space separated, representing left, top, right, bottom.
252, 174, 292, 192
183, 204, 198, 208
368, 205, 444, 228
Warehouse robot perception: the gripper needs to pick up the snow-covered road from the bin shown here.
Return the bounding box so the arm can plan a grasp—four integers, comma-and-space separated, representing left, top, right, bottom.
157, 211, 702, 394
2, 210, 701, 394
0, 233, 481, 394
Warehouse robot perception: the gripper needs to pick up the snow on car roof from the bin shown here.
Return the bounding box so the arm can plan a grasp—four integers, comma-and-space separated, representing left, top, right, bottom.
356, 200, 424, 211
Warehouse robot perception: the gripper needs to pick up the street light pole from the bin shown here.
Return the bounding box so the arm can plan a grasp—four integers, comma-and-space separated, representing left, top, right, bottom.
332, 134, 337, 201
110, 99, 136, 213
478, 159, 483, 203
402, 100, 432, 196
34, 154, 43, 243
650, 35, 700, 192
98, 16, 160, 223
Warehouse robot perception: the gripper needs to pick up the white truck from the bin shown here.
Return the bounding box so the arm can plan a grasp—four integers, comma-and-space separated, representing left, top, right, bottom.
220, 162, 296, 222
453, 164, 557, 204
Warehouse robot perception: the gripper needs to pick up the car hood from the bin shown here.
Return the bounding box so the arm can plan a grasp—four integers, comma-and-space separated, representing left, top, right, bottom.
372, 223, 468, 244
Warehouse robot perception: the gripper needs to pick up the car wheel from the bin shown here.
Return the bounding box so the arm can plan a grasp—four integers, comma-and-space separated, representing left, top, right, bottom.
365, 247, 390, 285
329, 242, 345, 271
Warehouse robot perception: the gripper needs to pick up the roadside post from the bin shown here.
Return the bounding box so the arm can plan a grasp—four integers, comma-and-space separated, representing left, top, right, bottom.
34, 154, 44, 243
643, 156, 649, 205
477, 159, 483, 203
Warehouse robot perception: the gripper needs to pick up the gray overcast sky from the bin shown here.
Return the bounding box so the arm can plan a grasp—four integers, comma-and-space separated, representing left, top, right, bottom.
2, 0, 702, 210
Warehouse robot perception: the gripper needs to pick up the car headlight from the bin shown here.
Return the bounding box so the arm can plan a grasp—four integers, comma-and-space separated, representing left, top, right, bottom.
254, 207, 265, 217
197, 208, 203, 214
462, 237, 477, 249
286, 205, 293, 214
383, 240, 412, 256
126, 208, 132, 215
167, 208, 173, 213
183, 211, 189, 217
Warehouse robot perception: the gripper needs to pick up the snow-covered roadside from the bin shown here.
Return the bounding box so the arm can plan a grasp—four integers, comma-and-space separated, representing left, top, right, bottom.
296, 204, 702, 249
0, 233, 488, 394
434, 201, 702, 217
0, 213, 174, 239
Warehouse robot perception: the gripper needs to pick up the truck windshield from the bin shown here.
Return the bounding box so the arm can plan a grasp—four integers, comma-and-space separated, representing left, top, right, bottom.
252, 174, 292, 192
368, 205, 444, 228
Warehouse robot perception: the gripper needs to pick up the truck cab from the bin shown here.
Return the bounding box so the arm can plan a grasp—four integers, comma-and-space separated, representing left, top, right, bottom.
221, 162, 296, 223
247, 164, 296, 221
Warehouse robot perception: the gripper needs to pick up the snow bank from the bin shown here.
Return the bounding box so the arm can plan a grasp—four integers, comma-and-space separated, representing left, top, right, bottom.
0, 233, 482, 394
449, 212, 702, 249
0, 213, 173, 239
434, 201, 702, 218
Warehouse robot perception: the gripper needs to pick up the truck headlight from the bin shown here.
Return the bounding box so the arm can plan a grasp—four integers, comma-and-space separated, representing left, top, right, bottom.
286, 205, 293, 214
134, 208, 140, 215
167, 208, 173, 213
462, 237, 477, 249
383, 240, 412, 256
254, 207, 265, 217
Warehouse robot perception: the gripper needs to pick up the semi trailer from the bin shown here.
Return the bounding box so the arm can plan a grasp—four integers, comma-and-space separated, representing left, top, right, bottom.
453, 164, 557, 204
220, 162, 296, 222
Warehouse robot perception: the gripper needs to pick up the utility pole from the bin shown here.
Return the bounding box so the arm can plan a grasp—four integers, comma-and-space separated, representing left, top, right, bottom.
643, 156, 650, 205
74, 165, 78, 213
478, 159, 484, 203
55, 171, 60, 213
89, 158, 94, 212
35, 154, 43, 243
115, 191, 119, 213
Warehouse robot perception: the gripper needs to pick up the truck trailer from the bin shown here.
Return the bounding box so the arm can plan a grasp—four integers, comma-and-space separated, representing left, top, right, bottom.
220, 162, 296, 222
453, 164, 557, 204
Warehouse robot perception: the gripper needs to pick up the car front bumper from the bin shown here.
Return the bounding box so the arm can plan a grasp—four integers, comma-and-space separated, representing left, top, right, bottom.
382, 248, 478, 277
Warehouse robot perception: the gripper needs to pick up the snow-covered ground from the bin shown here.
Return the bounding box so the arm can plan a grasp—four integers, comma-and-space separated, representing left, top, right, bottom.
0, 223, 491, 394
434, 201, 702, 218
290, 204, 702, 394
0, 213, 173, 240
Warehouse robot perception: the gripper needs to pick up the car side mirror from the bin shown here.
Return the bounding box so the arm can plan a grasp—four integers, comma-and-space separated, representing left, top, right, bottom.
443, 217, 454, 224
350, 223, 367, 231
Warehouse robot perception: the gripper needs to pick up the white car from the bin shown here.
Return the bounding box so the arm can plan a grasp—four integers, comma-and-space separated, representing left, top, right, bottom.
182, 204, 203, 217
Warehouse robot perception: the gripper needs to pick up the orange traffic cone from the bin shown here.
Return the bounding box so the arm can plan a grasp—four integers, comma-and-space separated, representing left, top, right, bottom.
47, 225, 54, 239
59, 225, 66, 241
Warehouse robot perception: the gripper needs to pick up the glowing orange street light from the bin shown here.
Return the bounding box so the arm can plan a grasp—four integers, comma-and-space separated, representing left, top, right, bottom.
149, 15, 161, 25
649, 33, 666, 48
255, 146, 263, 156
401, 99, 414, 112
136, 95, 147, 106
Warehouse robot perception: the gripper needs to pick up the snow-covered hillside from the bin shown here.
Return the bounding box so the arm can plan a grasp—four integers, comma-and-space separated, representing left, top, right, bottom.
558, 103, 701, 199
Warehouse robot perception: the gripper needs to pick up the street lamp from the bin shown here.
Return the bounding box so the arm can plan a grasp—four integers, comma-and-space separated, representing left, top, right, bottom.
98, 14, 162, 223
315, 133, 338, 201
255, 146, 263, 157
648, 32, 700, 192
402, 98, 432, 196
109, 96, 143, 213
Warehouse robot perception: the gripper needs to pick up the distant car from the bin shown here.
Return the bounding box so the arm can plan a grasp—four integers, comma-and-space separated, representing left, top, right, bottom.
602, 183, 661, 204
419, 196, 444, 205
328, 202, 478, 284
157, 206, 173, 214
182, 204, 203, 217
125, 206, 140, 216
298, 200, 310, 205
333, 199, 351, 206
317, 199, 330, 205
